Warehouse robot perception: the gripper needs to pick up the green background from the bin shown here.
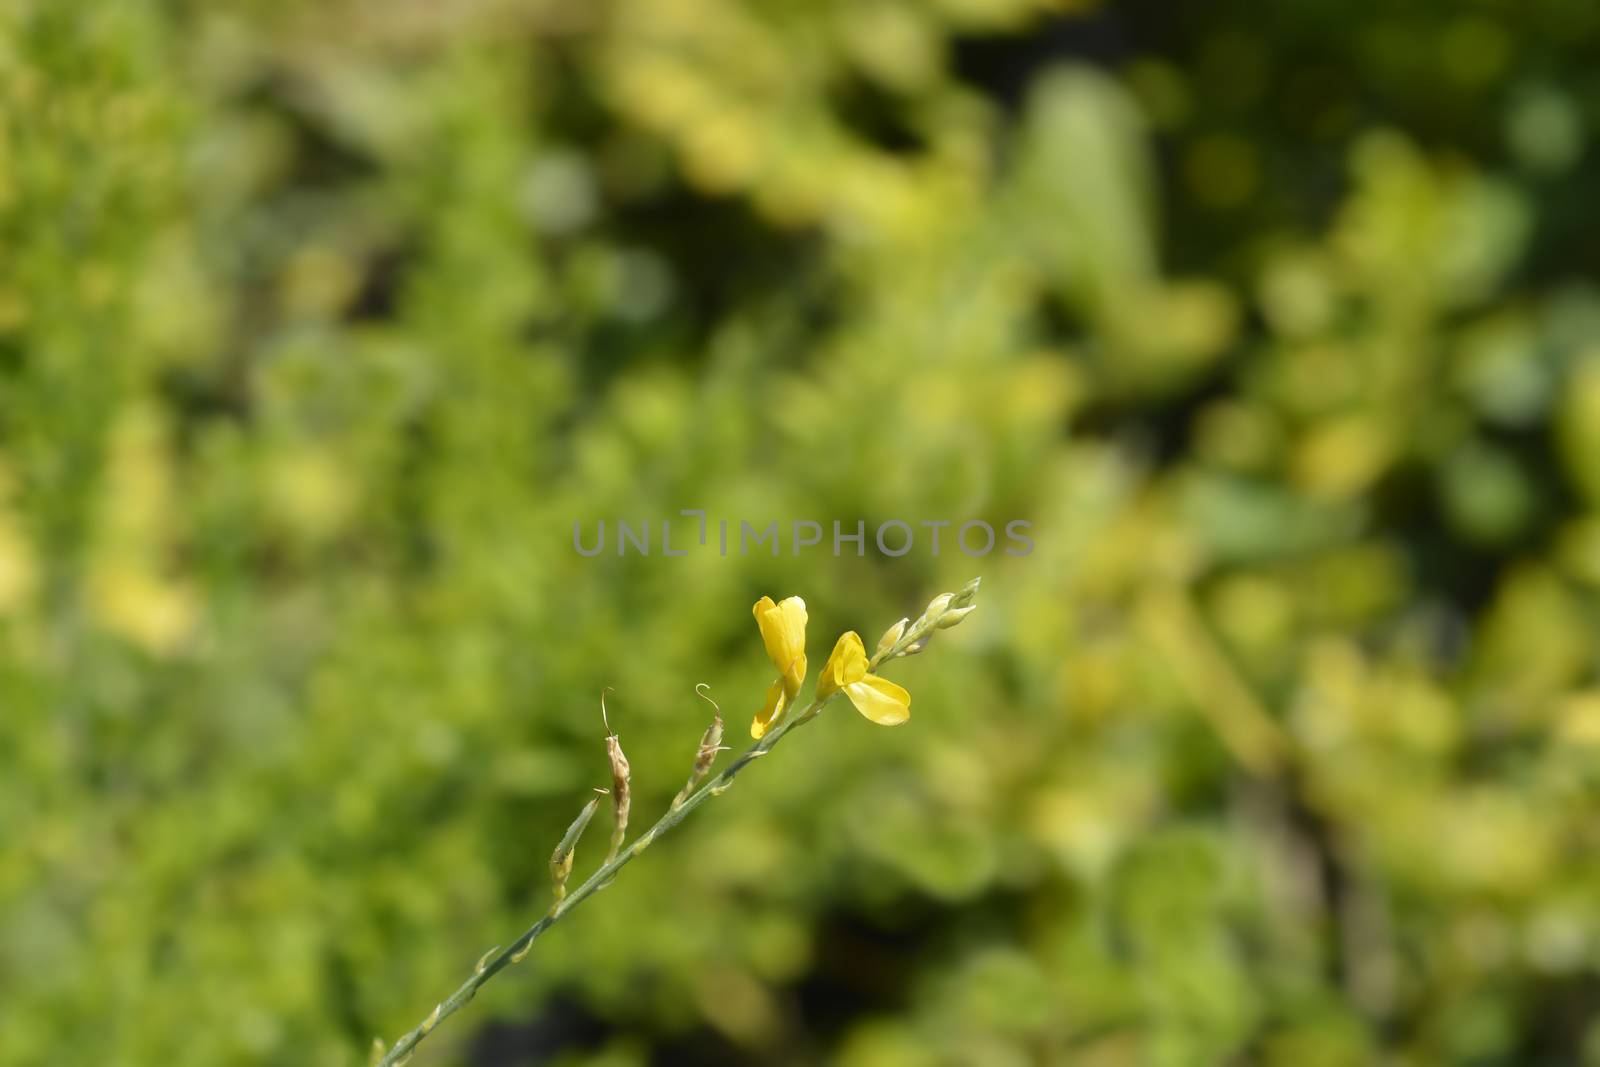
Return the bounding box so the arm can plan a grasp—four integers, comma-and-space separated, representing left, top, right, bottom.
5, 1, 1600, 1064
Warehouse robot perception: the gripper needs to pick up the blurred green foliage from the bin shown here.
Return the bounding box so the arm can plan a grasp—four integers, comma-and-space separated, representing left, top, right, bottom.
5, 0, 1600, 1064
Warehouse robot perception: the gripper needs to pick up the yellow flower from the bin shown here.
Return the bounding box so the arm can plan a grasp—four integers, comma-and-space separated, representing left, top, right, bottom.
817, 631, 911, 726
751, 595, 808, 738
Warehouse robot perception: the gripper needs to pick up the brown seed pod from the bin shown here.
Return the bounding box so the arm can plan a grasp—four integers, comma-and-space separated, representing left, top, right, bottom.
674, 683, 727, 808
601, 689, 631, 863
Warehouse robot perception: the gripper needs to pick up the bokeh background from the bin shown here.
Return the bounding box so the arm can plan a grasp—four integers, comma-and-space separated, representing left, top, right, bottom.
6, 1, 1600, 1064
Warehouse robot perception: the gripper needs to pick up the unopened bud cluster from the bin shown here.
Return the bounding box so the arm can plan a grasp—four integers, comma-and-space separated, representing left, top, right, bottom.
869, 577, 981, 668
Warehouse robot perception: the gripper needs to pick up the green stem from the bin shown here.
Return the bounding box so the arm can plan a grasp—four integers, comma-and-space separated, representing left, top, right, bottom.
375, 609, 944, 1066
375, 695, 829, 1066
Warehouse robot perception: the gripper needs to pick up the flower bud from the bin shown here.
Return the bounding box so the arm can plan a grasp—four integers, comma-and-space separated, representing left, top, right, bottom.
875, 618, 908, 659
935, 605, 975, 630
897, 634, 931, 657
952, 576, 981, 609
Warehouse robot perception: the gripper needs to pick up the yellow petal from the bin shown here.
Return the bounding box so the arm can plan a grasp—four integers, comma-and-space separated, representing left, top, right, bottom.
751, 677, 789, 739
754, 595, 808, 683
844, 674, 910, 726
817, 631, 868, 700
782, 653, 807, 703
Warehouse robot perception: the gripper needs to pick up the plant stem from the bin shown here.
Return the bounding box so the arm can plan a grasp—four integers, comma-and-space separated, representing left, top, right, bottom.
374, 695, 824, 1066
374, 611, 943, 1067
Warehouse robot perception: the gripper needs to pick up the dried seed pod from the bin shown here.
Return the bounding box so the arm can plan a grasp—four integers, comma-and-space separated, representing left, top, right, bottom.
674, 684, 726, 808
601, 690, 631, 863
